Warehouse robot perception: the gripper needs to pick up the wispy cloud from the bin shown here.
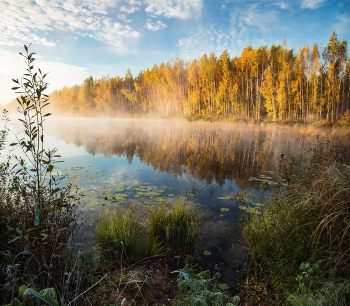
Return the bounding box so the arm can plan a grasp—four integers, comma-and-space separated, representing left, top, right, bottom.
120, 5, 140, 14
145, 0, 202, 19
177, 26, 232, 59
177, 3, 280, 58
145, 19, 167, 31
333, 13, 350, 33
233, 3, 278, 33
274, 2, 289, 9
0, 0, 140, 48
300, 0, 326, 9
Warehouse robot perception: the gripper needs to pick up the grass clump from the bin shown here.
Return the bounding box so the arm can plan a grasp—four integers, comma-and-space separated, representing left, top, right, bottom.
239, 138, 350, 303
288, 282, 350, 306
149, 200, 202, 251
95, 200, 203, 264
95, 204, 150, 261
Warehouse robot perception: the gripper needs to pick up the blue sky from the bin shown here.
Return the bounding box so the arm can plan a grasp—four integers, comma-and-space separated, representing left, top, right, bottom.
0, 0, 349, 105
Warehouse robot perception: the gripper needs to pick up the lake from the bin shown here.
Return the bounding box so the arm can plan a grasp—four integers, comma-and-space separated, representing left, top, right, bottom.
5, 116, 350, 288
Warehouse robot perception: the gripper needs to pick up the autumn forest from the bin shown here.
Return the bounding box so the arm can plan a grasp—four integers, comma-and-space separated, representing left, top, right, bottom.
45, 32, 350, 122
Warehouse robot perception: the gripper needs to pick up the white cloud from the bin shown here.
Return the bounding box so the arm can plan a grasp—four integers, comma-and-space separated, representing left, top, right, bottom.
0, 48, 89, 105
333, 13, 350, 33
0, 0, 141, 48
233, 4, 278, 33
300, 0, 326, 9
120, 5, 140, 13
177, 26, 232, 59
274, 2, 289, 9
145, 19, 167, 31
177, 4, 279, 59
145, 0, 202, 19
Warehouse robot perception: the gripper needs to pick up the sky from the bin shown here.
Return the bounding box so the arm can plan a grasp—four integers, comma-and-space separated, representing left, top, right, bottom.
0, 0, 349, 105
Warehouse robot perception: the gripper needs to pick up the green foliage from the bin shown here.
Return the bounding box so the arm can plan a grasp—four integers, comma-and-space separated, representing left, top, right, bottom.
95, 200, 203, 263
287, 282, 350, 306
95, 204, 149, 261
0, 44, 79, 301
173, 265, 240, 306
240, 138, 350, 302
148, 199, 202, 251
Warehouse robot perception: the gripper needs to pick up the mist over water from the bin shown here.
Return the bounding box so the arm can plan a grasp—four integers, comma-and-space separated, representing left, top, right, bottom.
5, 116, 350, 288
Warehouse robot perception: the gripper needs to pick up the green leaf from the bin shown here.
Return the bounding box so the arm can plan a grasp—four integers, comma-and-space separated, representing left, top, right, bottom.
8, 236, 20, 243
43, 113, 51, 117
24, 243, 30, 251
204, 251, 211, 256
218, 283, 229, 290
220, 207, 229, 211
19, 285, 28, 295
11, 87, 20, 90
9, 143, 18, 146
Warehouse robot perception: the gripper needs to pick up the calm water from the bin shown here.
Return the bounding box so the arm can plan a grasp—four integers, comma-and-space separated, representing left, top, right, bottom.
6, 117, 350, 288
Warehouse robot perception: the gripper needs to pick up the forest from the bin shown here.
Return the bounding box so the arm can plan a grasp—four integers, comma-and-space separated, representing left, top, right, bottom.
25, 32, 350, 122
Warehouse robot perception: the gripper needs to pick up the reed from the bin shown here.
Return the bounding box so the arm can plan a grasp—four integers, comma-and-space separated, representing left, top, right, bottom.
95, 205, 148, 261
149, 199, 202, 251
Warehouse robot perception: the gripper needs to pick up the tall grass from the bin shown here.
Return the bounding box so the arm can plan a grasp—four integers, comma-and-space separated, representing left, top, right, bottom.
241, 138, 350, 301
96, 200, 203, 263
149, 200, 202, 251
95, 205, 149, 261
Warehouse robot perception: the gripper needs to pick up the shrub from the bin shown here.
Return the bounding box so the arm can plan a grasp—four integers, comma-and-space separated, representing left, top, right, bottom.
1, 44, 79, 295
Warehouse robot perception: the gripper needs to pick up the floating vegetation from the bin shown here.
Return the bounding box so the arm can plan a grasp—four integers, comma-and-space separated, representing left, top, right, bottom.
220, 208, 229, 211
218, 284, 229, 290
217, 196, 231, 200
239, 206, 247, 210
144, 182, 151, 185
204, 251, 211, 256
136, 169, 142, 171
166, 194, 174, 197
66, 166, 85, 171
162, 186, 167, 188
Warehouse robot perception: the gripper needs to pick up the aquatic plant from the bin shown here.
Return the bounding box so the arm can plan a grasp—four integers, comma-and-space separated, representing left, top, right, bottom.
95, 204, 151, 261
148, 199, 203, 251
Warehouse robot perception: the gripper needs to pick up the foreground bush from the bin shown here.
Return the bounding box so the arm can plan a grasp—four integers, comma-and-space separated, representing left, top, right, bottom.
0, 45, 81, 304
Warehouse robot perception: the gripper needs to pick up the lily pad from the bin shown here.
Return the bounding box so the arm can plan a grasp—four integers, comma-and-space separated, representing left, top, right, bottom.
136, 170, 142, 171
218, 283, 229, 290
204, 251, 211, 256
217, 196, 231, 200
166, 194, 174, 197
220, 208, 229, 211
161, 186, 167, 188
239, 206, 247, 210
144, 183, 150, 185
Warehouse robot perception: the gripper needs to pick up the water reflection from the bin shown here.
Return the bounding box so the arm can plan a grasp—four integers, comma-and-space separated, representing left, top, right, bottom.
46, 117, 350, 188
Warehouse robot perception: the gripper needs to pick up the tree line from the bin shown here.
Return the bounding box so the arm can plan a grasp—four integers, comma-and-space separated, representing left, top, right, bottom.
45, 32, 350, 122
